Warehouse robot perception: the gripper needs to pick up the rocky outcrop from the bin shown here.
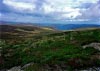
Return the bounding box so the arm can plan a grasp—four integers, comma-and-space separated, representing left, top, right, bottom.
83, 43, 100, 50
5, 65, 100, 71
7, 66, 23, 71
21, 62, 34, 69
79, 67, 100, 71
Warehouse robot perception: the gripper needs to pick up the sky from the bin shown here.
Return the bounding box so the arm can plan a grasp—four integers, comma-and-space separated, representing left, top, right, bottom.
0, 0, 100, 24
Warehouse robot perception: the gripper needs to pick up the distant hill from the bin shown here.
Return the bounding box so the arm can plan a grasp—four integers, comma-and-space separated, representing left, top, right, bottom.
0, 24, 56, 39
0, 24, 44, 32
1, 21, 100, 31
46, 24, 100, 30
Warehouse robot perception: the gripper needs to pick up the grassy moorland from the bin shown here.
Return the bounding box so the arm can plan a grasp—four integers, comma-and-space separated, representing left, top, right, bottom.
0, 25, 100, 71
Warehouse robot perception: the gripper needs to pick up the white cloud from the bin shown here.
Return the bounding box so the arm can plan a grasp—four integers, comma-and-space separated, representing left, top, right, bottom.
62, 11, 82, 19
3, 0, 36, 12
2, 0, 100, 22
42, 3, 55, 14
42, 1, 82, 20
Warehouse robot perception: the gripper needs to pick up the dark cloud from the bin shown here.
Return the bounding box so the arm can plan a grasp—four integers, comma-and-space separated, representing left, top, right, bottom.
0, 0, 11, 13
80, 3, 93, 8
78, 0, 100, 20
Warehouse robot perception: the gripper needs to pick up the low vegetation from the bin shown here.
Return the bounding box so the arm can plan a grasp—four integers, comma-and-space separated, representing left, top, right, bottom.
0, 26, 100, 70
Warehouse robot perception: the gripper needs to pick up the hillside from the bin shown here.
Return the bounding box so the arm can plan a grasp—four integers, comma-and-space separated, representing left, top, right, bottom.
0, 27, 100, 71
0, 24, 57, 40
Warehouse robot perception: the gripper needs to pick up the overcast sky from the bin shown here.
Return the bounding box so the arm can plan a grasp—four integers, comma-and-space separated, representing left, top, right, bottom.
0, 0, 100, 24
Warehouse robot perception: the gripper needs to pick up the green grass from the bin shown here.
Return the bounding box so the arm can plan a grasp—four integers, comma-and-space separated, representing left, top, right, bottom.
0, 29, 100, 70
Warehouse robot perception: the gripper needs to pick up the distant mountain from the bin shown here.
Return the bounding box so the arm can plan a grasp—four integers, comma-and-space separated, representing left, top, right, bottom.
0, 21, 100, 30
45, 24, 100, 30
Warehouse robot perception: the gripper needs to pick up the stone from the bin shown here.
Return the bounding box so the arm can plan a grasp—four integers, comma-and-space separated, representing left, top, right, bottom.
83, 43, 100, 50
7, 66, 23, 71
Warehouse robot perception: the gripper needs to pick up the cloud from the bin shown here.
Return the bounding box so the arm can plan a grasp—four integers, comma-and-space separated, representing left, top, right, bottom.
61, 11, 82, 19
0, 13, 2, 17
0, 12, 44, 23
3, 0, 36, 13
78, 0, 100, 20
0, 12, 59, 23
0, 0, 100, 23
40, 0, 83, 20
41, 0, 100, 21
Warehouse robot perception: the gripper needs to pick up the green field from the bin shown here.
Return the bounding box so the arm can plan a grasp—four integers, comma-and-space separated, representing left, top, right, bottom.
0, 25, 100, 70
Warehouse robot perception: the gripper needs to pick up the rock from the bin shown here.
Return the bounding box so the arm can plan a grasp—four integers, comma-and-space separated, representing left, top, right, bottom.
55, 64, 63, 71
7, 66, 23, 71
44, 64, 53, 71
21, 62, 34, 69
83, 43, 100, 50
79, 67, 100, 71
